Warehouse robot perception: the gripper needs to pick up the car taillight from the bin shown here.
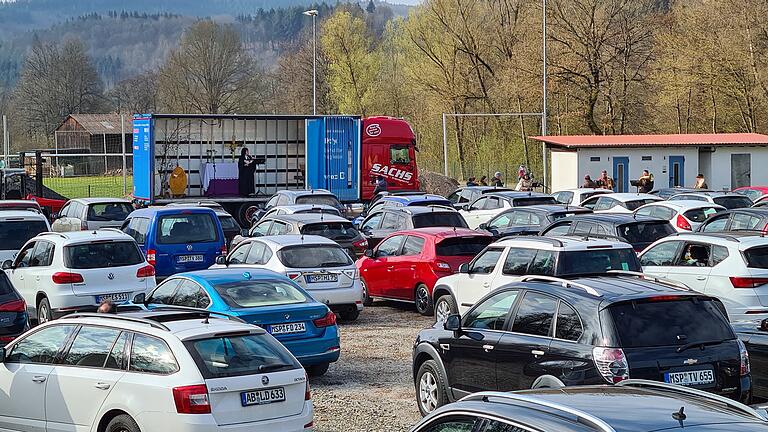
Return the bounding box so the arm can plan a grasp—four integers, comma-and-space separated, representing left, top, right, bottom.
434, 261, 452, 272
287, 272, 302, 280
738, 339, 751, 376
730, 277, 768, 288
52, 272, 84, 284
593, 347, 629, 383
763, 222, 768, 235
305, 372, 311, 401
676, 214, 692, 231
313, 311, 337, 328
0, 335, 15, 343
353, 238, 368, 249
147, 249, 156, 266
0, 299, 25, 312
173, 384, 211, 414
220, 244, 227, 255
136, 265, 155, 278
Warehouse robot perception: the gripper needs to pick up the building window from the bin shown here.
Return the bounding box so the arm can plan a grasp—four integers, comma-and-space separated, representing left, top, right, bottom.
642, 156, 652, 161
590, 157, 600, 162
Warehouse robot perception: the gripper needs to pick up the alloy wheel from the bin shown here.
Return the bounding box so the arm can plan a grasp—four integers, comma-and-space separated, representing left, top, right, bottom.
435, 299, 451, 323
419, 370, 439, 414
415, 286, 430, 313
38, 304, 49, 324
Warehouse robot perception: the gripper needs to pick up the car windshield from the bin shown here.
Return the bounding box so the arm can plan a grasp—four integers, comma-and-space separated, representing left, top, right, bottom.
435, 237, 494, 256
559, 249, 641, 275
277, 245, 353, 268
617, 222, 675, 244
683, 207, 721, 223
624, 199, 660, 211
605, 297, 734, 348
713, 196, 753, 209
0, 220, 48, 250
412, 212, 468, 228
157, 213, 218, 244
213, 280, 307, 308
64, 241, 144, 269
87, 203, 132, 222
300, 222, 360, 241
512, 197, 558, 206
295, 195, 341, 209
743, 246, 768, 269
218, 215, 240, 231
185, 333, 299, 379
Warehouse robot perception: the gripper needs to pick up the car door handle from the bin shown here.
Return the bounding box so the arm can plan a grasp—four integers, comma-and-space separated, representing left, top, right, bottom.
31, 376, 46, 383
94, 383, 111, 390
483, 344, 495, 352
531, 350, 545, 357
696, 276, 707, 281
482, 283, 490, 288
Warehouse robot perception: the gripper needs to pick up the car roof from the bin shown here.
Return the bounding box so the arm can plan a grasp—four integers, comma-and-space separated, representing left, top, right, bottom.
172, 267, 290, 285
640, 200, 726, 210
455, 186, 512, 193
70, 197, 132, 204
386, 206, 457, 215
131, 206, 218, 216
662, 232, 768, 250
271, 204, 338, 212
0, 210, 48, 220
382, 194, 449, 203
717, 208, 768, 216
391, 227, 489, 238
493, 235, 631, 251
36, 229, 133, 243
592, 193, 660, 201
487, 191, 552, 199
555, 214, 664, 224
241, 234, 336, 248
267, 213, 350, 224
277, 189, 334, 197
556, 188, 611, 194
673, 191, 741, 198
499, 204, 590, 214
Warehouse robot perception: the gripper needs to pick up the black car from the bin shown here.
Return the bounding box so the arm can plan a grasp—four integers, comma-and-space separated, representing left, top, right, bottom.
358, 206, 468, 248
477, 205, 592, 239
249, 213, 367, 258
411, 382, 768, 432
412, 274, 752, 416
254, 189, 346, 221
698, 208, 768, 234
735, 319, 768, 402
0, 271, 27, 344
651, 187, 711, 200
540, 214, 676, 251
446, 186, 512, 210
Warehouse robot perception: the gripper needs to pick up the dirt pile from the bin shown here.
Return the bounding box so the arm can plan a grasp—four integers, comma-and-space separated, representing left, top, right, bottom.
419, 171, 459, 197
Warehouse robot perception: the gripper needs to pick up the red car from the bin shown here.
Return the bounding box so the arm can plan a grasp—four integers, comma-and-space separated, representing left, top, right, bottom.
356, 227, 493, 315
734, 186, 768, 202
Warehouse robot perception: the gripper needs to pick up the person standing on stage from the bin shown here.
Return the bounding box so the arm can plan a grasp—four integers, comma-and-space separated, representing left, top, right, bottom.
238, 147, 256, 197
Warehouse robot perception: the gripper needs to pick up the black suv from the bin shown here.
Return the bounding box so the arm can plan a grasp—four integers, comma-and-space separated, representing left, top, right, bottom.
358, 207, 468, 248
478, 205, 591, 239
540, 214, 675, 252
411, 382, 768, 432
413, 274, 752, 415
698, 208, 768, 234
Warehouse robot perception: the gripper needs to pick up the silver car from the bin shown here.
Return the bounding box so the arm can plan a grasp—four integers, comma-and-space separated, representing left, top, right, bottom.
211, 234, 363, 321
52, 198, 133, 232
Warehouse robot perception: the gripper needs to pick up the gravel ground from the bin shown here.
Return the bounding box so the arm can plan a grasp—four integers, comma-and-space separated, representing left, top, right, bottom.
310, 301, 434, 432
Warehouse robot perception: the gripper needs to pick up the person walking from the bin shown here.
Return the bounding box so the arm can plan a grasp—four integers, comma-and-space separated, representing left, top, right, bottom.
694, 174, 708, 189
637, 170, 654, 193
597, 170, 614, 191
479, 176, 488, 186
491, 172, 504, 187
466, 177, 478, 186
516, 174, 533, 191
582, 175, 597, 188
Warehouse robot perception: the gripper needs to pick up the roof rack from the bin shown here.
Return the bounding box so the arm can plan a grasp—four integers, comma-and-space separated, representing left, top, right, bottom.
502, 237, 564, 248
38, 232, 68, 239
673, 232, 745, 242
148, 305, 247, 324
460, 392, 616, 432
99, 228, 125, 234
604, 270, 691, 291
62, 313, 170, 331
519, 275, 601, 297
616, 380, 767, 421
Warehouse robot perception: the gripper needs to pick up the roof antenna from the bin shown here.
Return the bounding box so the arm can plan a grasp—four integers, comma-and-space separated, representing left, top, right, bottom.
672, 407, 686, 422
202, 314, 210, 324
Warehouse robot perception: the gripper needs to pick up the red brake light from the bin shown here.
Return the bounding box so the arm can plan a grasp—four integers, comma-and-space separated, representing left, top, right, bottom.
738, 339, 751, 376
762, 222, 768, 235
593, 347, 629, 383
173, 384, 211, 414
676, 214, 692, 231
0, 299, 25, 312
0, 335, 16, 343
313, 311, 337, 328
220, 244, 227, 255
730, 277, 768, 288
147, 249, 156, 266
287, 272, 302, 280
646, 295, 682, 302
353, 238, 368, 249
304, 372, 311, 401
136, 265, 155, 278
52, 272, 84, 284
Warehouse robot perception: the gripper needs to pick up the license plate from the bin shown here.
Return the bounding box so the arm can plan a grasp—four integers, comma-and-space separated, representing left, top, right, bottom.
306, 273, 338, 283
269, 322, 306, 335
177, 254, 204, 263
241, 387, 285, 406
95, 292, 129, 303
664, 369, 715, 386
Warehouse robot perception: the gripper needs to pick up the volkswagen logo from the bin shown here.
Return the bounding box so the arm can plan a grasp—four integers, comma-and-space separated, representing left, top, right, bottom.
261, 376, 270, 386
186, 244, 193, 251
284, 314, 291, 320
107, 273, 115, 280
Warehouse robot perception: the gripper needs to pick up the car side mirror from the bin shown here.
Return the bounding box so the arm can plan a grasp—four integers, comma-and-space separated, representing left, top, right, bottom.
1, 260, 13, 270
132, 293, 146, 304
215, 256, 228, 266
241, 228, 249, 236
458, 263, 469, 274
478, 223, 488, 230
364, 249, 374, 258
761, 318, 768, 332
444, 314, 461, 333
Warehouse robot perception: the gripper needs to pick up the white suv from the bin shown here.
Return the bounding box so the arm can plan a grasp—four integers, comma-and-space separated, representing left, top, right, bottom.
431, 236, 642, 321
0, 310, 313, 432
0, 209, 50, 263
2, 230, 156, 323
639, 232, 768, 322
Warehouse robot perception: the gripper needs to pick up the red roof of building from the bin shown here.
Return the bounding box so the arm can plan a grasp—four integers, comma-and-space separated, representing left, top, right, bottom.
530, 133, 768, 149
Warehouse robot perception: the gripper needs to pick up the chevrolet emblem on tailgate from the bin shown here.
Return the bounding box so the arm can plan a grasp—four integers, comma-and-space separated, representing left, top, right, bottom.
684, 358, 698, 365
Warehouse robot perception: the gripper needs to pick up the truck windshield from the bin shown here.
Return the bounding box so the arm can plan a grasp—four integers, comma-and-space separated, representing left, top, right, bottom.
0, 220, 48, 250
296, 195, 341, 209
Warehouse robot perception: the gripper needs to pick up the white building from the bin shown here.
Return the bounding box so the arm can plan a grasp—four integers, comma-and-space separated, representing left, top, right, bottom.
532, 133, 768, 192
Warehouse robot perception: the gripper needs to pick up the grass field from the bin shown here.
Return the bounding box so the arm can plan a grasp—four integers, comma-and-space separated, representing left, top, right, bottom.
43, 176, 133, 199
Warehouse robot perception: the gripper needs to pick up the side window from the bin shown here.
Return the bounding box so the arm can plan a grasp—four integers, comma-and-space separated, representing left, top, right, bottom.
62, 326, 121, 368
361, 213, 383, 231
464, 290, 520, 330
489, 213, 512, 229
275, 195, 290, 206
133, 218, 149, 245
639, 241, 681, 266
269, 222, 289, 235
8, 325, 76, 364
731, 213, 761, 230
376, 235, 405, 257
652, 207, 675, 220
447, 192, 461, 204
380, 212, 402, 230
702, 215, 729, 232
485, 197, 502, 210
529, 213, 542, 226
104, 332, 129, 370
129, 334, 179, 374
635, 206, 654, 217
246, 241, 267, 264
712, 245, 729, 266
529, 250, 555, 275
544, 222, 572, 236
417, 416, 477, 432
511, 292, 558, 337
265, 196, 279, 208
29, 241, 54, 267
502, 248, 537, 275
554, 191, 573, 204
679, 243, 711, 267
59, 204, 70, 218
469, 247, 504, 274
250, 221, 272, 236
173, 280, 210, 309
15, 241, 36, 268
572, 222, 600, 236
593, 198, 615, 211
227, 243, 251, 265
390, 145, 410, 164
402, 236, 426, 256
469, 197, 488, 211
555, 302, 583, 341
148, 279, 182, 305
511, 211, 532, 225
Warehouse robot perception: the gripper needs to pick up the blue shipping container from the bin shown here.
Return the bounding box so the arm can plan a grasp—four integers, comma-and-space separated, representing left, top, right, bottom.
305, 116, 361, 202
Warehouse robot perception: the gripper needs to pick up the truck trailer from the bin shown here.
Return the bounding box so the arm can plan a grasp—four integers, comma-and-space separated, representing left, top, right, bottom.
132, 114, 420, 224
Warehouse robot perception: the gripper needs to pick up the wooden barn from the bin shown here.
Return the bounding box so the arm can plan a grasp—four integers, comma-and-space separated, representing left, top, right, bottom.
53, 114, 131, 175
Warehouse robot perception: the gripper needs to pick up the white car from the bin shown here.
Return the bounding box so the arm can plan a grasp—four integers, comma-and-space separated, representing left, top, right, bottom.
459, 191, 557, 229
211, 235, 363, 321
579, 193, 662, 214
431, 236, 641, 321
633, 200, 725, 232
552, 188, 612, 206
257, 204, 341, 223
0, 310, 313, 432
639, 232, 768, 322
0, 210, 50, 263
668, 192, 754, 210
2, 230, 156, 323
52, 197, 133, 232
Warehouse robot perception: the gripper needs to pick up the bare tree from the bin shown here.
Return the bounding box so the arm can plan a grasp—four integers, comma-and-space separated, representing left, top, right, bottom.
109, 71, 159, 115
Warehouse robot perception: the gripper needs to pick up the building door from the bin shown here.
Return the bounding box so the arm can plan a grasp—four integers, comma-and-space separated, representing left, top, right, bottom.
732, 154, 751, 188
669, 156, 685, 187
613, 157, 629, 192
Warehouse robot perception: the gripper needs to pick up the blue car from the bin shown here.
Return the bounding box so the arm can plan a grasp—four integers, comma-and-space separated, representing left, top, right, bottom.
143, 268, 340, 376
121, 206, 226, 278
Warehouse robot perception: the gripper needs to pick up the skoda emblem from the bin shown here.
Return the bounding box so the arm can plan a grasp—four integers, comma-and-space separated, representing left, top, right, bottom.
186, 244, 193, 251
107, 273, 115, 280
261, 376, 270, 386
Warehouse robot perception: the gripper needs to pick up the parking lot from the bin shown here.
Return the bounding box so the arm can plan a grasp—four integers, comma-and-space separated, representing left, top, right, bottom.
311, 302, 431, 432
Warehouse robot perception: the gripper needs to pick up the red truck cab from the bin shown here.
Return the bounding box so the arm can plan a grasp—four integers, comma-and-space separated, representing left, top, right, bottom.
361, 116, 420, 201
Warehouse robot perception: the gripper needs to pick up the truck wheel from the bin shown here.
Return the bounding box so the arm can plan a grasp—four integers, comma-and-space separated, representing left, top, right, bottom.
237, 204, 259, 227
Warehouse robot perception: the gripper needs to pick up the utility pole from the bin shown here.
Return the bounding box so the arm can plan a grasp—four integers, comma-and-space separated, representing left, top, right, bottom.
541, 0, 549, 191
303, 9, 319, 115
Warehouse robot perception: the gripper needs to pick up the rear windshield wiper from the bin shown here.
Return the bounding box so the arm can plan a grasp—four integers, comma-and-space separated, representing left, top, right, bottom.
258, 363, 292, 372
676, 340, 723, 353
